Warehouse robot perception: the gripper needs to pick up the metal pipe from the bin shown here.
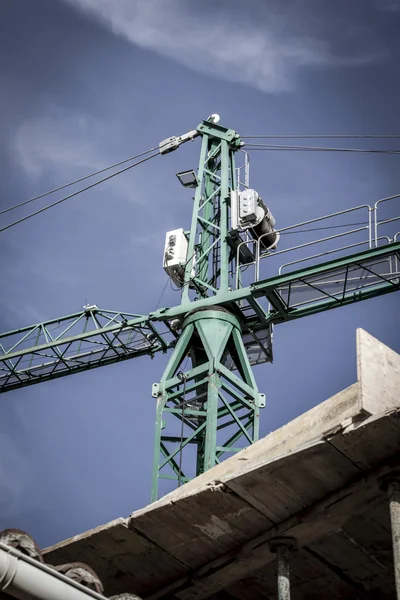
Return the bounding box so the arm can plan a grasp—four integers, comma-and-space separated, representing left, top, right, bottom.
388, 481, 400, 600
260, 224, 369, 260
368, 206, 373, 248
374, 193, 400, 246
0, 542, 107, 600
263, 203, 371, 237
278, 239, 369, 275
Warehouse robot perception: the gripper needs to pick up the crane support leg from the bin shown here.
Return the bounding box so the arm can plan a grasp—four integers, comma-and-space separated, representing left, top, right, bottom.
151, 307, 264, 501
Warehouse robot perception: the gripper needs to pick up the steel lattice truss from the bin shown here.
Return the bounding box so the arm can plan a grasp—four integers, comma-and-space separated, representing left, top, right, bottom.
254, 243, 400, 323
0, 308, 176, 392
1, 243, 399, 395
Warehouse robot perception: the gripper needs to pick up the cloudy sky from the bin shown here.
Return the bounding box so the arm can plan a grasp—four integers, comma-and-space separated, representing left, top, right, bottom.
0, 0, 399, 548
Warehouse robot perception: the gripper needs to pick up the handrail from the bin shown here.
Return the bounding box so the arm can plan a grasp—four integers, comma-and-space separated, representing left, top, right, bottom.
374, 192, 400, 246
259, 204, 372, 254
278, 236, 393, 275
234, 197, 399, 288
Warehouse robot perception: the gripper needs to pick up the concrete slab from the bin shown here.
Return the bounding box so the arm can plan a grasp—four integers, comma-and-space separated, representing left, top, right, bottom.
44, 329, 400, 599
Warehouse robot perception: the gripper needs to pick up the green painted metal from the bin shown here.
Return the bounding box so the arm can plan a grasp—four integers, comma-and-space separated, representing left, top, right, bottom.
181, 119, 240, 303
0, 308, 176, 393
0, 116, 399, 503
151, 120, 261, 499
1, 242, 399, 394
251, 241, 400, 324
150, 308, 262, 501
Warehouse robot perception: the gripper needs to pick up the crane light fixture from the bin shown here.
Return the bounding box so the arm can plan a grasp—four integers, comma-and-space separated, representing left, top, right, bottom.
176, 170, 198, 188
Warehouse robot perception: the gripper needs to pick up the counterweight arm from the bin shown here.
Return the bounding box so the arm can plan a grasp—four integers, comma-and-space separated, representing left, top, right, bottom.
0, 306, 176, 393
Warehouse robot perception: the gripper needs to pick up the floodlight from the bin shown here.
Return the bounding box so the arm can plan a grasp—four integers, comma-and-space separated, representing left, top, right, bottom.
176, 170, 199, 188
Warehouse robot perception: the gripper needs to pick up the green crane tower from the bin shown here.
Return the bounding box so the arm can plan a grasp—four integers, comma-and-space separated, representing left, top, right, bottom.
0, 115, 399, 501
152, 116, 267, 498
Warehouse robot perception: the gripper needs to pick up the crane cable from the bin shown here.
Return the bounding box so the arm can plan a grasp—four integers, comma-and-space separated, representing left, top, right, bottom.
0, 150, 159, 234
241, 135, 400, 139
244, 143, 400, 155
0, 147, 158, 217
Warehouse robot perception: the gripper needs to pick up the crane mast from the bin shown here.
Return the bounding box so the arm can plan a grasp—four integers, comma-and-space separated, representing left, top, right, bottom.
152, 117, 276, 498
0, 115, 399, 502
180, 119, 238, 299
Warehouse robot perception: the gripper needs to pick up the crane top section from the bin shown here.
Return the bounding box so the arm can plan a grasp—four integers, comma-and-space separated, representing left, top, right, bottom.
158, 113, 224, 155
160, 115, 279, 302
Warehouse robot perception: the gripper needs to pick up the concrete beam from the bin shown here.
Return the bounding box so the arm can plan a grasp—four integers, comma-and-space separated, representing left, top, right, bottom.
147, 452, 400, 600
143, 329, 399, 510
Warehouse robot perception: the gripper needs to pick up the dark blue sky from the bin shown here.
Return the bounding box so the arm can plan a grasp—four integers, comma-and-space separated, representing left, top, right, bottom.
0, 0, 399, 548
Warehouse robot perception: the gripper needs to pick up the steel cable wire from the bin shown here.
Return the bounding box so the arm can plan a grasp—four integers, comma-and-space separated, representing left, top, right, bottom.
0, 147, 158, 217
244, 143, 400, 154
0, 152, 159, 233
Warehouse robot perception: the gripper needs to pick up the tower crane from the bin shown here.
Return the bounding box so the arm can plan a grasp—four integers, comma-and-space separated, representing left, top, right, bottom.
1, 115, 399, 501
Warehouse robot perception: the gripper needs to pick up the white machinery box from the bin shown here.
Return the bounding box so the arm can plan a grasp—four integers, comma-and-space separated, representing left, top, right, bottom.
163, 228, 188, 287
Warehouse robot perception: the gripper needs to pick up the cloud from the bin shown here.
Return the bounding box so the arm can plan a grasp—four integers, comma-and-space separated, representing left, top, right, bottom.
13, 109, 113, 180
60, 0, 383, 94
11, 107, 151, 208
5, 104, 170, 321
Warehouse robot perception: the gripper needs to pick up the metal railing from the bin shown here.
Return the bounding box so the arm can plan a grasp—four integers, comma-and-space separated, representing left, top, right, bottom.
235, 150, 250, 191
374, 193, 400, 247
235, 194, 400, 288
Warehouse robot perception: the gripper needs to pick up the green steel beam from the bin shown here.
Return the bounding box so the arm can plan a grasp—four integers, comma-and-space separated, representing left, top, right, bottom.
251, 241, 400, 324
1, 241, 399, 395
0, 308, 176, 393
149, 241, 400, 324
252, 242, 400, 293
181, 119, 240, 303
1, 242, 399, 394
151, 308, 262, 501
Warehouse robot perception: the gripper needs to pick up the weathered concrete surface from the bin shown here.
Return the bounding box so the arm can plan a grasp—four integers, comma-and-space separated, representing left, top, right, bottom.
357, 328, 400, 415
44, 330, 400, 599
